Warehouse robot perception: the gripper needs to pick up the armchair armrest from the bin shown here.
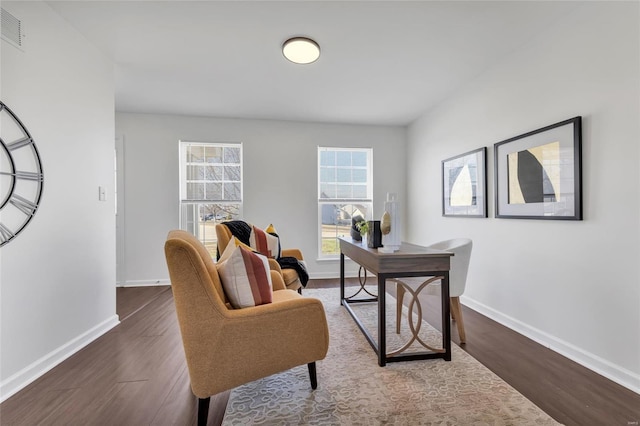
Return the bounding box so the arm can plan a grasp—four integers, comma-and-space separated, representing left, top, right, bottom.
270, 270, 286, 291
282, 248, 304, 261
268, 258, 282, 273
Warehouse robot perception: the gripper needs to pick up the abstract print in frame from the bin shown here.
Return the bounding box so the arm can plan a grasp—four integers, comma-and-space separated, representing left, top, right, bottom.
494, 116, 582, 220
442, 147, 487, 217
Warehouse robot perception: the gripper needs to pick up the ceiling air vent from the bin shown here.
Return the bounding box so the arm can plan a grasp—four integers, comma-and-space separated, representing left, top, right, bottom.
1, 8, 23, 49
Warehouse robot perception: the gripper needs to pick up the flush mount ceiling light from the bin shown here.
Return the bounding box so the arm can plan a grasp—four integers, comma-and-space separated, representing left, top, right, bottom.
282, 37, 320, 64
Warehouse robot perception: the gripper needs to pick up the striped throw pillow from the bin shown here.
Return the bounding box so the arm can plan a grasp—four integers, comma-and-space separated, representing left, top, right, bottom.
249, 225, 281, 259
217, 237, 273, 309
264, 223, 282, 258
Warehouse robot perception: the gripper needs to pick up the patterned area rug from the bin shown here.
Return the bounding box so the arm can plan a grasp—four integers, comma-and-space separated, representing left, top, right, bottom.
222, 287, 560, 425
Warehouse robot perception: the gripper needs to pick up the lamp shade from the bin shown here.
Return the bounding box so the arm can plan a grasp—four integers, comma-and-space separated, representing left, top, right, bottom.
282, 37, 320, 64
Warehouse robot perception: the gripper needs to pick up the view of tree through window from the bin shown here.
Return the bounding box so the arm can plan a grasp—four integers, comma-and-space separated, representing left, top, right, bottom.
179, 142, 242, 256
318, 147, 372, 257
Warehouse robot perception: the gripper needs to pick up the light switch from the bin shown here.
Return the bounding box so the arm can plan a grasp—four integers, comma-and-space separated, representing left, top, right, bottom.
99, 186, 106, 201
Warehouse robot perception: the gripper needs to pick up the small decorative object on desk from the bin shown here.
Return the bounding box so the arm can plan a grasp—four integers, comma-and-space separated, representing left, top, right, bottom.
380, 192, 400, 252
351, 215, 365, 241
355, 219, 369, 244
366, 220, 383, 248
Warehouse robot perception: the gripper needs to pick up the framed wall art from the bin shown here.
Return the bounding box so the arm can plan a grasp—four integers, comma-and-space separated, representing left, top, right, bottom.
442, 147, 487, 217
494, 117, 582, 220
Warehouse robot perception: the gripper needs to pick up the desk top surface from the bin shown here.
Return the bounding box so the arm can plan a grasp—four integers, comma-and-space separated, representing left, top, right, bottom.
339, 237, 451, 275
338, 237, 453, 258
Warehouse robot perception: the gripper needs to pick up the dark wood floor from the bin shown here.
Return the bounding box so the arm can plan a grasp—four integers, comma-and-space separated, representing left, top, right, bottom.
1, 280, 639, 426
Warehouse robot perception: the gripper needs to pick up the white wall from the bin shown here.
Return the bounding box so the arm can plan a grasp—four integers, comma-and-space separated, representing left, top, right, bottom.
406, 2, 639, 392
0, 2, 117, 401
115, 113, 406, 284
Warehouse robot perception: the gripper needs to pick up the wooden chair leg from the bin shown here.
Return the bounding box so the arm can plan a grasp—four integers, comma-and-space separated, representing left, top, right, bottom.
308, 362, 318, 390
198, 397, 210, 426
450, 296, 466, 344
396, 282, 405, 334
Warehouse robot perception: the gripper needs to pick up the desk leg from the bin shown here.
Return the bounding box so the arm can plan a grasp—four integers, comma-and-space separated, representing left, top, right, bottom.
340, 253, 345, 305
441, 271, 452, 361
378, 274, 386, 367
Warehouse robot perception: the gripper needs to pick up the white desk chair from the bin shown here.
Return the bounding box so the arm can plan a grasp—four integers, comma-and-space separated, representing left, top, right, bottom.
393, 238, 473, 343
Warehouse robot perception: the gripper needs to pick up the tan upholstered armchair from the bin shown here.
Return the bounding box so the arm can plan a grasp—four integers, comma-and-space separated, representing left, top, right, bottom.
164, 230, 329, 426
216, 222, 306, 292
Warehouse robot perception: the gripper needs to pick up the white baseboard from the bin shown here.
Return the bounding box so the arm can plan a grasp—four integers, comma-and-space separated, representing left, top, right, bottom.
0, 315, 120, 403
118, 279, 171, 287
461, 295, 640, 395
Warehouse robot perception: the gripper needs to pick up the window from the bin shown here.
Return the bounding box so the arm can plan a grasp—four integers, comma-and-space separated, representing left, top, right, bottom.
318, 147, 372, 258
179, 141, 242, 256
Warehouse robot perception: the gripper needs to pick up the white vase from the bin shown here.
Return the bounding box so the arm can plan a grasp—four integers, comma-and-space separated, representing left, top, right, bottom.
381, 193, 400, 252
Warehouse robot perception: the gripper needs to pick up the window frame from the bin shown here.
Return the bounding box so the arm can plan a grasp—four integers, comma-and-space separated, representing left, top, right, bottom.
179, 141, 243, 256
317, 146, 373, 259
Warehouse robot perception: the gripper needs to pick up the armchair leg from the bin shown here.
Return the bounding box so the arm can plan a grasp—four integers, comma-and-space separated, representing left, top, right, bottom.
198, 397, 210, 426
307, 362, 318, 390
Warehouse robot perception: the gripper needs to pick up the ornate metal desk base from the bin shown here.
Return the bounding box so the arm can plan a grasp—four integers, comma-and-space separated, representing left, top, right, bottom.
389, 277, 445, 356
343, 266, 377, 301
339, 238, 452, 366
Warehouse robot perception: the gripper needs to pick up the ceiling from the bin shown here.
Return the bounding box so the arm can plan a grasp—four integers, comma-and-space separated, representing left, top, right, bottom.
46, 1, 579, 126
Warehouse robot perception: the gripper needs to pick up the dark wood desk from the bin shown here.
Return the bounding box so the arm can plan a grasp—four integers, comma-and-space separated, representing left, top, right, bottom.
339, 237, 453, 366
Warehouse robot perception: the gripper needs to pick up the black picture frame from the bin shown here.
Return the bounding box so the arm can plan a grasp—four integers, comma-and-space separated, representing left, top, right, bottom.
494, 117, 582, 220
442, 147, 487, 217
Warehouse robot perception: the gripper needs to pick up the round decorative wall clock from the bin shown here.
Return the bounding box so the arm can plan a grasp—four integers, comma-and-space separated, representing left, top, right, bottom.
0, 101, 44, 246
